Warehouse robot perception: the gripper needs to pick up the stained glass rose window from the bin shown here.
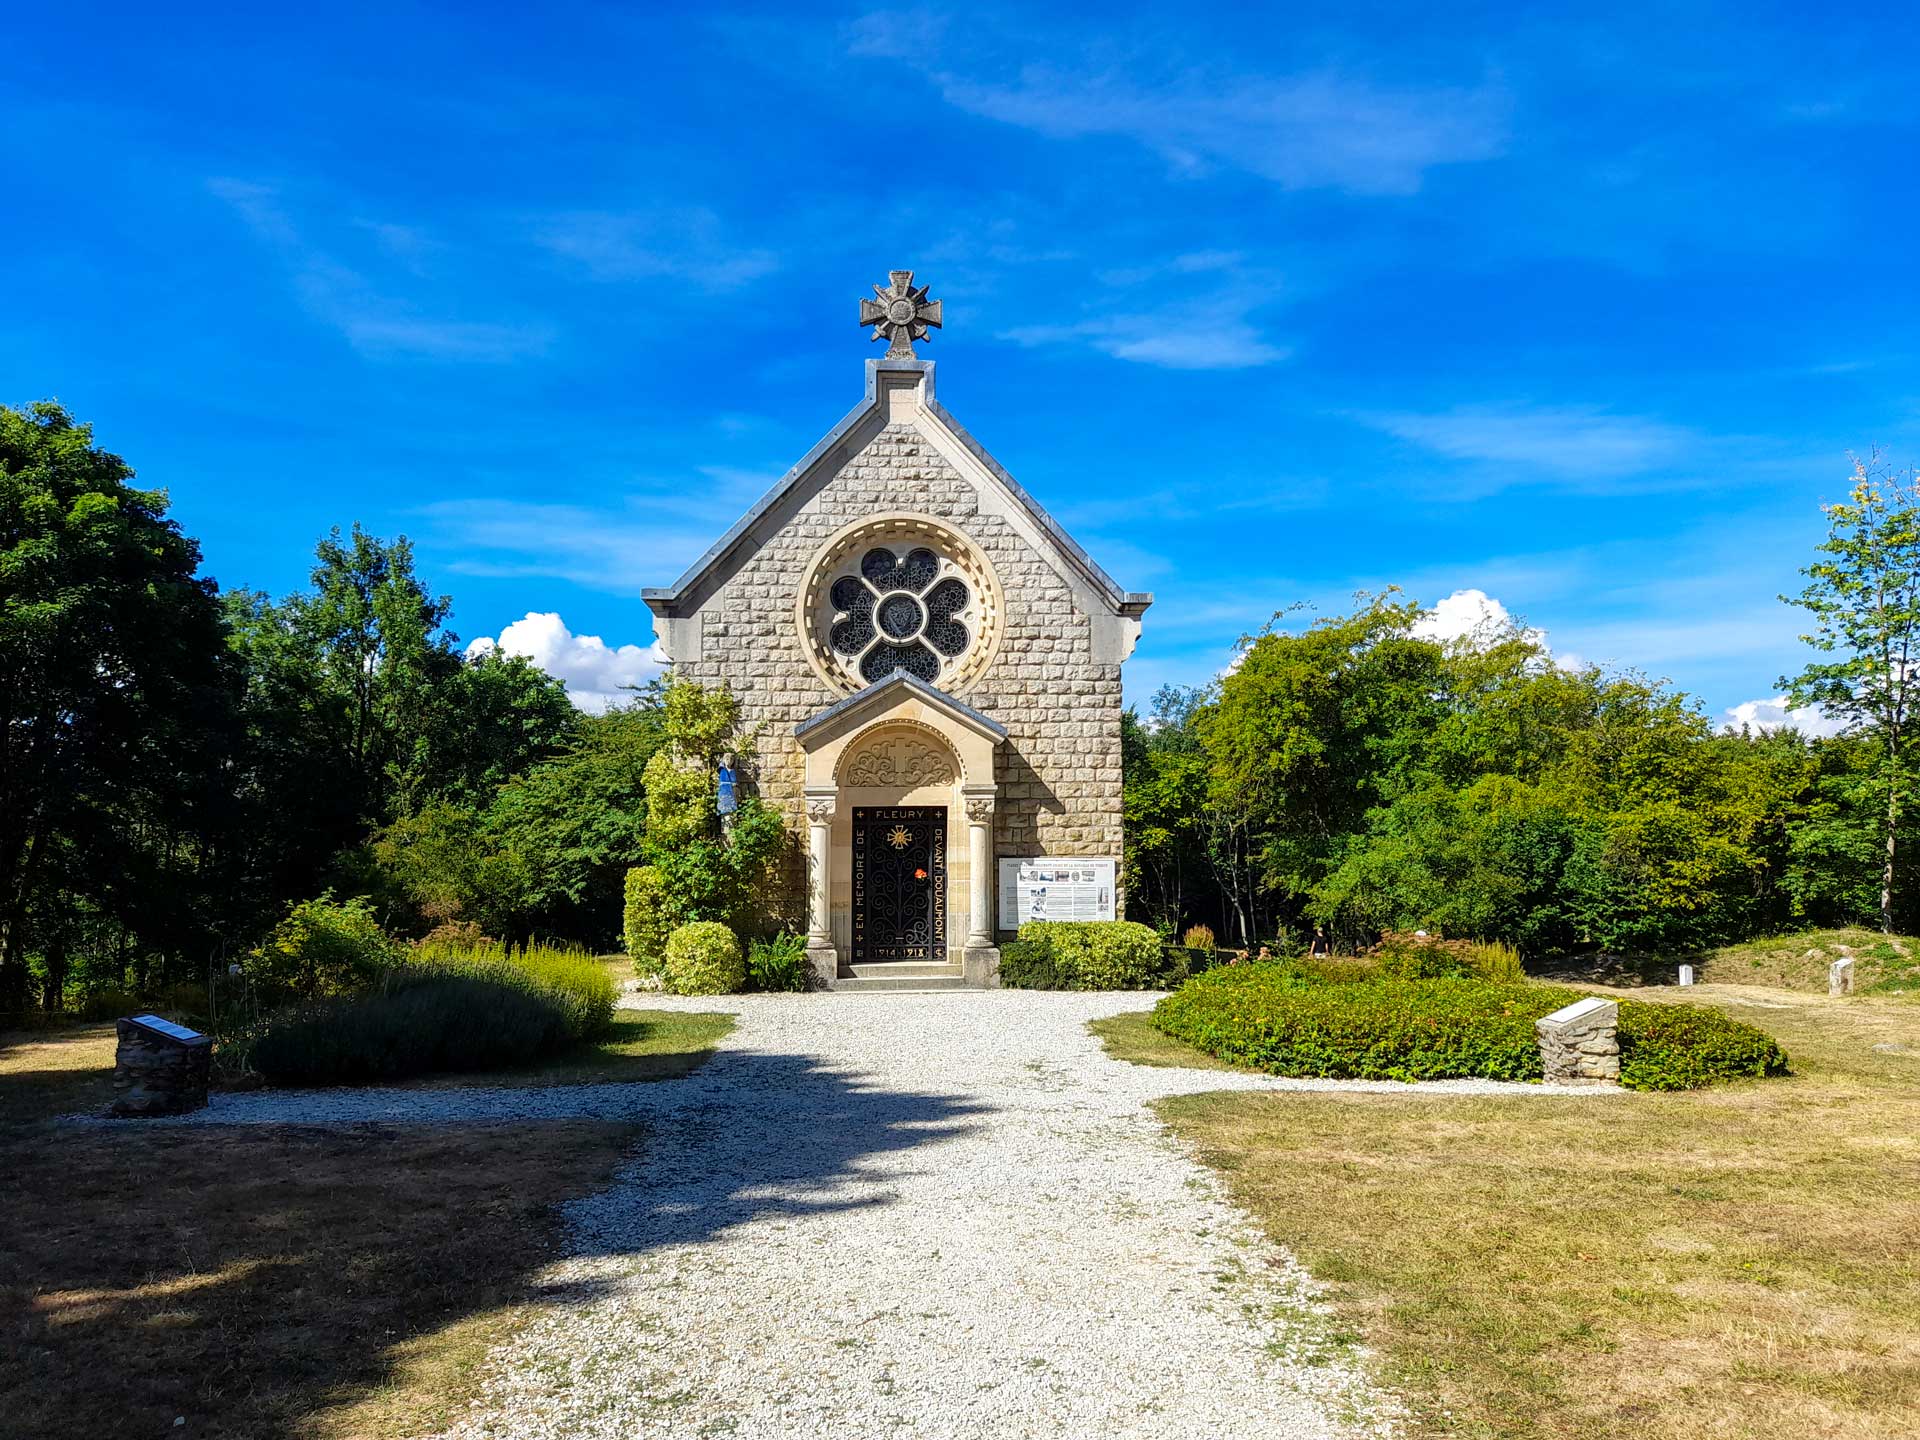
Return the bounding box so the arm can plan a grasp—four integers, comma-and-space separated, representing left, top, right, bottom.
799, 516, 1002, 694
829, 546, 973, 684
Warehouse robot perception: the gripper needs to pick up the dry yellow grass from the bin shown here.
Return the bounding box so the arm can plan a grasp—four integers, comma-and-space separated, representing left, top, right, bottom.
1101, 987, 1920, 1439
0, 1009, 731, 1438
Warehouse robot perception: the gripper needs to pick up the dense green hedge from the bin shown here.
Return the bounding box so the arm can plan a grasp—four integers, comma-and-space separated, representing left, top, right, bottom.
1616, 1000, 1790, 1090
1151, 963, 1789, 1091
1000, 920, 1166, 990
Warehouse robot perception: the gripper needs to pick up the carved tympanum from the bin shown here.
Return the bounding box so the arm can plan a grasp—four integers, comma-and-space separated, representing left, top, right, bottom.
843, 734, 956, 789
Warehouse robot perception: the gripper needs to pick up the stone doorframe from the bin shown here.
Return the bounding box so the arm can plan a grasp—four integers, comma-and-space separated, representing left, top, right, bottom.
792, 672, 1006, 988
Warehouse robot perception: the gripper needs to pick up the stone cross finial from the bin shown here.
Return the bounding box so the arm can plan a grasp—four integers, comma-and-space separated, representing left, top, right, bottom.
859, 270, 942, 358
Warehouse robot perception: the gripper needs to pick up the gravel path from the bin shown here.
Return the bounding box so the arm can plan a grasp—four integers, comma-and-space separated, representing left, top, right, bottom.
94, 991, 1618, 1436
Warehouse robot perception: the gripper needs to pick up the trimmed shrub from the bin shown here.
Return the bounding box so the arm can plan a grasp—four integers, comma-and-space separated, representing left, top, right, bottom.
747, 931, 810, 993
1155, 966, 1555, 1081
1182, 924, 1217, 952
1009, 920, 1164, 990
247, 893, 403, 999
623, 865, 675, 978
1152, 964, 1791, 1091
663, 921, 745, 995
1617, 1000, 1790, 1090
998, 938, 1068, 990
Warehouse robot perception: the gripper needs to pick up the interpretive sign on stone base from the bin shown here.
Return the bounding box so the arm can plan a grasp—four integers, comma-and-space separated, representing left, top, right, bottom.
997, 858, 1117, 928
112, 1014, 212, 1116
1536, 996, 1619, 1086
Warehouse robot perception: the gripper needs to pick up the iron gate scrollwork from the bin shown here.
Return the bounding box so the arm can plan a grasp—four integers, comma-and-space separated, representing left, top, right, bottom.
851, 806, 946, 963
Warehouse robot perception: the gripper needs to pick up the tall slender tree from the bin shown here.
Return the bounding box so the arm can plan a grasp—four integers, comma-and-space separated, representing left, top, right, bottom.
1781, 452, 1920, 932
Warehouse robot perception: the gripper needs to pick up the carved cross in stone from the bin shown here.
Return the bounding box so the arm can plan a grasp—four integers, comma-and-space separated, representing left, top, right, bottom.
859, 270, 943, 359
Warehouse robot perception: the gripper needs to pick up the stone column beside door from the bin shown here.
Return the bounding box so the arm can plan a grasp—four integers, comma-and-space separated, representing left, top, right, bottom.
962, 788, 1001, 987
804, 788, 839, 987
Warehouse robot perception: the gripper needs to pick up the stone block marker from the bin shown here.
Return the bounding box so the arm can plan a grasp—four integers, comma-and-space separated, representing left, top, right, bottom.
1678, 963, 1695, 986
1829, 955, 1856, 997
1536, 996, 1620, 1086
111, 1013, 212, 1117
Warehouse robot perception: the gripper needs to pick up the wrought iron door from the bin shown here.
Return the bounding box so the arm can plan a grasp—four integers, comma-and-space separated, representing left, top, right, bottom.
851, 806, 947, 963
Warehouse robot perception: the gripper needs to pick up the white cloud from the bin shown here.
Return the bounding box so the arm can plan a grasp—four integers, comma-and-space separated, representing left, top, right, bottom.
1363, 404, 1696, 480
1415, 586, 1564, 652
1721, 695, 1847, 738
466, 612, 665, 713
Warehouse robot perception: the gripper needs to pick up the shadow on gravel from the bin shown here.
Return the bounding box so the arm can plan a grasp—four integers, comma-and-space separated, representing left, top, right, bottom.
2, 1050, 982, 1440
563, 1049, 990, 1257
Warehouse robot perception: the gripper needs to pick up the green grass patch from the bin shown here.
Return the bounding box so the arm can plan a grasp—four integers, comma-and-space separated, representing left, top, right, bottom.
1088, 1011, 1238, 1070
411, 1008, 733, 1088
1692, 928, 1920, 994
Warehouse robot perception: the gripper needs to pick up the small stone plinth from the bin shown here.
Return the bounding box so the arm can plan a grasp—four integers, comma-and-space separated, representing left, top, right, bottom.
1829, 956, 1856, 996
1536, 996, 1619, 1086
806, 944, 841, 991
112, 1014, 212, 1117
962, 946, 1002, 989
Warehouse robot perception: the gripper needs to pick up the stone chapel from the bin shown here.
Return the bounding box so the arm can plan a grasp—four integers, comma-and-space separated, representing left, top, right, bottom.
643, 272, 1151, 989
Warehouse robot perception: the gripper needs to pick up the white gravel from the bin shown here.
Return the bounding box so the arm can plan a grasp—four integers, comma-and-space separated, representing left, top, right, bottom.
88, 991, 1619, 1437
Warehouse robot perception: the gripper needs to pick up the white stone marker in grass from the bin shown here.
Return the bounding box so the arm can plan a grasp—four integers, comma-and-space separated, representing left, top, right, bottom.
1678, 964, 1695, 986
1830, 956, 1856, 997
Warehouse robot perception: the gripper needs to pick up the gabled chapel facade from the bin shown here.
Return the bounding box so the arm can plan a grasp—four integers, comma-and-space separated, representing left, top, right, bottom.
643, 273, 1150, 988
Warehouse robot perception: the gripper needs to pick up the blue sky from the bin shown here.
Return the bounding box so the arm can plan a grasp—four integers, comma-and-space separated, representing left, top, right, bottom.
6, 3, 1917, 722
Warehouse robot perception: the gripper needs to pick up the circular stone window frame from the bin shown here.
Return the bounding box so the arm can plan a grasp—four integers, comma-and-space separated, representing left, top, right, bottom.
796, 513, 1005, 698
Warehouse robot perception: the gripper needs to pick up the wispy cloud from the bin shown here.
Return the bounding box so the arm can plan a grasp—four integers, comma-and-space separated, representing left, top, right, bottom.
209, 179, 551, 363
414, 462, 779, 596
1360, 403, 1698, 480
414, 498, 712, 595
533, 208, 778, 287
845, 13, 1508, 196
1001, 300, 1287, 371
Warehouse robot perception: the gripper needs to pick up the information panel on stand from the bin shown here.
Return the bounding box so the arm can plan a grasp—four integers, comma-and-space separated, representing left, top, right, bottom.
997, 858, 1117, 929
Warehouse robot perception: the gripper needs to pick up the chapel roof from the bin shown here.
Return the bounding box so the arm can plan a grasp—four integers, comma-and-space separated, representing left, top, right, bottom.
641, 357, 1154, 622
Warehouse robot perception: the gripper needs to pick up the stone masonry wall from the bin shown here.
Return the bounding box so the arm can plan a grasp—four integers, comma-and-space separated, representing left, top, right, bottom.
677, 420, 1124, 931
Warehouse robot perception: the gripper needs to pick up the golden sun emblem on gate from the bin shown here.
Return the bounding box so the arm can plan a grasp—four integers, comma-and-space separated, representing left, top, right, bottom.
886, 825, 914, 850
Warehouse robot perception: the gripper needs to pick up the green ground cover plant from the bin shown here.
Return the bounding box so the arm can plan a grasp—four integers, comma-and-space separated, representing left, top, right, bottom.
746, 931, 809, 992
1152, 962, 1788, 1090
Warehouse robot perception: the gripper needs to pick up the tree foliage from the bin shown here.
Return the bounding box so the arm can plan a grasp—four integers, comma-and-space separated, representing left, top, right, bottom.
1128, 590, 1897, 953
1780, 452, 1920, 931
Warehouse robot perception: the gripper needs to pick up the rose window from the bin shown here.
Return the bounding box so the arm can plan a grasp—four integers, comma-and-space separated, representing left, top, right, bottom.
828, 546, 973, 684
798, 516, 1003, 694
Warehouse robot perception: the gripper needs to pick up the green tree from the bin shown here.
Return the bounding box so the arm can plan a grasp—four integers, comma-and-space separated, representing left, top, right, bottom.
1781, 453, 1920, 931
1122, 688, 1211, 936
0, 402, 238, 1009
624, 677, 785, 968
